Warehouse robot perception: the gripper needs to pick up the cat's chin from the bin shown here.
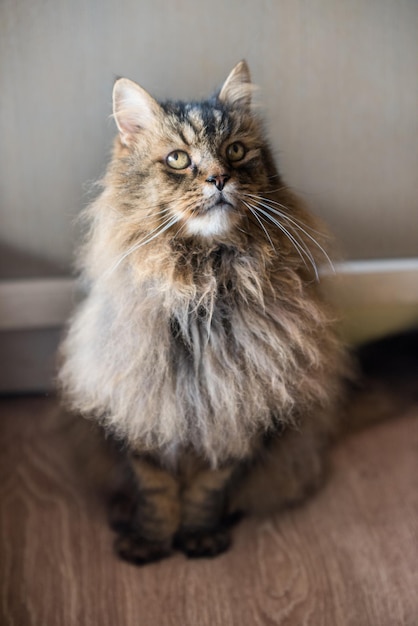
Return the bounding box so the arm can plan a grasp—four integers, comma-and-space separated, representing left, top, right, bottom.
184, 207, 234, 238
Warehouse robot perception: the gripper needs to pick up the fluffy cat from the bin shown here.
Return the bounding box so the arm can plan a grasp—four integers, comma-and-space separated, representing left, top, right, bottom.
59, 61, 350, 564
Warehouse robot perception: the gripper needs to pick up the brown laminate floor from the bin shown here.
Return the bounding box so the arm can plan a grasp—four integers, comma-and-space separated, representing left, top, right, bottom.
1, 396, 418, 626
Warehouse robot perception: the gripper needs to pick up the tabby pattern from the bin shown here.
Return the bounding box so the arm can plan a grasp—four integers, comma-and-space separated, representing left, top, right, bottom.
59, 61, 346, 563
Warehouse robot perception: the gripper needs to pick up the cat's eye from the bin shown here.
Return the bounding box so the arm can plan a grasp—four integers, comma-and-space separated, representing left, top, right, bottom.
226, 142, 246, 162
166, 150, 191, 170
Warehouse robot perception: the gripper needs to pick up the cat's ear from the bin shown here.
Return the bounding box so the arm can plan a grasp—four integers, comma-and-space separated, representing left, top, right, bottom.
218, 60, 253, 109
112, 78, 161, 146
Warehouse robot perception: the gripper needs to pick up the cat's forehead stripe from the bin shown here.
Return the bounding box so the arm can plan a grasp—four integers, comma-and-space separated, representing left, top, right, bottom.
181, 120, 199, 145
165, 100, 238, 147
213, 110, 222, 123
186, 107, 205, 132
186, 105, 231, 145
173, 106, 224, 146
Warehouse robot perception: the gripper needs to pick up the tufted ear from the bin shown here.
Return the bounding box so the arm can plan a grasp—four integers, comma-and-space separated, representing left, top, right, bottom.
218, 60, 253, 109
112, 78, 162, 146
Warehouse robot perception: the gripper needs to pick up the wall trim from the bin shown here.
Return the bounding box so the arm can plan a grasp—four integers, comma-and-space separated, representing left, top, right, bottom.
0, 258, 418, 333
321, 258, 418, 307
0, 278, 75, 331
332, 258, 418, 275
1, 259, 417, 392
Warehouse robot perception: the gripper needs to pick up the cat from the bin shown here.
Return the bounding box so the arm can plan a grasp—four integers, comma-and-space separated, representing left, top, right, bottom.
58, 60, 354, 565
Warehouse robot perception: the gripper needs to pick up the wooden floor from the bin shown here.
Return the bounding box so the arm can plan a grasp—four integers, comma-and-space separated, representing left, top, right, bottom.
1, 396, 418, 626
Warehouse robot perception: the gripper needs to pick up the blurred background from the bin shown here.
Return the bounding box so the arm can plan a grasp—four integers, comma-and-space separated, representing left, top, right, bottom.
1, 0, 417, 389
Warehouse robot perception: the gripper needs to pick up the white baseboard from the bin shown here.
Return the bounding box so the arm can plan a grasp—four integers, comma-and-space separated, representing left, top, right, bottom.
0, 259, 418, 335
0, 278, 75, 331
0, 278, 75, 392
320, 258, 418, 343
0, 259, 417, 392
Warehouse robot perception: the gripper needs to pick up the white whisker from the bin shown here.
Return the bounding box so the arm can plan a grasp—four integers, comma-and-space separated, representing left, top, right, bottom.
245, 193, 324, 236
172, 219, 189, 243
140, 207, 172, 220
242, 200, 276, 251
106, 214, 179, 276
252, 205, 319, 280
245, 193, 334, 275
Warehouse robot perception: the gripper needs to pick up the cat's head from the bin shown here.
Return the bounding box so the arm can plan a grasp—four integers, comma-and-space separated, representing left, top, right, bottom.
111, 61, 279, 241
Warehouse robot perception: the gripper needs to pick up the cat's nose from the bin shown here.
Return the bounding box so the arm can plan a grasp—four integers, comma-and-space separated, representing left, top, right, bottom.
206, 174, 230, 191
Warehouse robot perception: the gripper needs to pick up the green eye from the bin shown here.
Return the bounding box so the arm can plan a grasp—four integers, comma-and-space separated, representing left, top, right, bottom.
226, 142, 246, 162
166, 150, 191, 170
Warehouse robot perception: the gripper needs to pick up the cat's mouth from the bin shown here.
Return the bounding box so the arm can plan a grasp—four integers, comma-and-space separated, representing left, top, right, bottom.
206, 195, 234, 212
185, 194, 238, 237
193, 200, 233, 217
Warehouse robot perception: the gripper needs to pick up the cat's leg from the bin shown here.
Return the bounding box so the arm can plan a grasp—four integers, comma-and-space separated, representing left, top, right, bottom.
175, 466, 233, 558
108, 486, 138, 533
114, 454, 180, 565
229, 426, 330, 516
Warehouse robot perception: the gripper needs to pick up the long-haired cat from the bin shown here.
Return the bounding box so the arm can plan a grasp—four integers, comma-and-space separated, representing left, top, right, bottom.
59, 61, 351, 564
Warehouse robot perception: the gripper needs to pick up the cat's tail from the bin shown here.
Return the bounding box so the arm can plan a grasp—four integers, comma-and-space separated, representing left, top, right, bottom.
340, 327, 418, 436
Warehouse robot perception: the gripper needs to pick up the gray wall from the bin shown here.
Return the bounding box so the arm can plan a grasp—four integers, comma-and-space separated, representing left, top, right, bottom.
1, 0, 417, 278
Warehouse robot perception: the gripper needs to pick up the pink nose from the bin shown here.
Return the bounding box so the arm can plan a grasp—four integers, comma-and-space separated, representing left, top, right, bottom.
206, 174, 230, 191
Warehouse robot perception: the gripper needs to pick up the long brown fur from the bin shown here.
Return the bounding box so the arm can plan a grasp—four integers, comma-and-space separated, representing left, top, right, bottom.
59, 61, 350, 563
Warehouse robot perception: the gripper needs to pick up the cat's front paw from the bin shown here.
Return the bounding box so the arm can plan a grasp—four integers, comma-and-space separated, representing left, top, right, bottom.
108, 491, 137, 533
114, 533, 172, 566
174, 527, 231, 559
